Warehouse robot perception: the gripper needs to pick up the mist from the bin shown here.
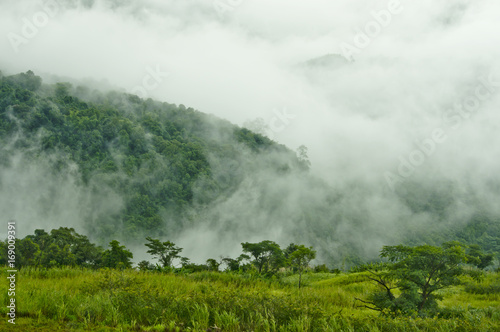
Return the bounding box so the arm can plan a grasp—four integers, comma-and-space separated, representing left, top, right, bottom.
1, 0, 500, 266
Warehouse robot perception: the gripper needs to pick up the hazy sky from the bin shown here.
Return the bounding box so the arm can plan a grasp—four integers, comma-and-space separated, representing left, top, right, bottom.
1, 0, 500, 262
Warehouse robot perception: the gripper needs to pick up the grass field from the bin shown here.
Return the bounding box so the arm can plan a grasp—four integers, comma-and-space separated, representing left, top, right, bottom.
0, 267, 499, 331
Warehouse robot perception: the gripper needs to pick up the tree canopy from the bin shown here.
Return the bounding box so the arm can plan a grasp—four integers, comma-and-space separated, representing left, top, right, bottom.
145, 237, 183, 268
359, 242, 485, 317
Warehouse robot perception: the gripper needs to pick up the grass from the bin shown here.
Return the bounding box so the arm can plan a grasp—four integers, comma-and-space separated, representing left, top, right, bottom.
0, 267, 499, 331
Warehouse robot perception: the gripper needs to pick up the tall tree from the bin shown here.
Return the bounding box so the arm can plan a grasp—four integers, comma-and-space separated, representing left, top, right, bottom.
288, 245, 316, 289
359, 243, 474, 316
241, 240, 284, 274
101, 240, 133, 269
145, 237, 182, 268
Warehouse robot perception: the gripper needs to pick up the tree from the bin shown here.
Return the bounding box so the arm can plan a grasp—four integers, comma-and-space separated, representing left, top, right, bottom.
137, 260, 155, 271
17, 238, 40, 267
359, 243, 472, 316
101, 240, 133, 269
466, 244, 494, 270
49, 227, 102, 267
5, 70, 42, 91
284, 243, 299, 261
289, 245, 316, 288
241, 240, 284, 274
179, 257, 207, 273
296, 145, 311, 170
206, 258, 220, 272
39, 243, 77, 267
145, 237, 182, 268
29, 229, 50, 252
222, 254, 250, 272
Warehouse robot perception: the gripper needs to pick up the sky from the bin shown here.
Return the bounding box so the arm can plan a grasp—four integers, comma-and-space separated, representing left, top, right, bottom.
1, 0, 500, 263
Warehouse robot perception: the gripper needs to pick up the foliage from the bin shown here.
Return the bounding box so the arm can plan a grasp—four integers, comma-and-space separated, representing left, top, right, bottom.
466, 244, 495, 270
0, 71, 306, 244
241, 240, 285, 274
0, 267, 498, 331
360, 243, 480, 317
288, 244, 316, 288
1, 70, 500, 267
0, 227, 102, 269
221, 254, 251, 272
144, 237, 182, 268
101, 240, 133, 269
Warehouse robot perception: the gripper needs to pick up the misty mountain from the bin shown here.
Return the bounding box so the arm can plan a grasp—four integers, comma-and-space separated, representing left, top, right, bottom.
0, 70, 499, 267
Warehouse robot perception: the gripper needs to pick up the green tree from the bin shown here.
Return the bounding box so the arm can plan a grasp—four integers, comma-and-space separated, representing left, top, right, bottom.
145, 237, 182, 268
39, 243, 77, 267
241, 240, 284, 274
466, 244, 494, 270
288, 245, 316, 288
137, 260, 155, 271
284, 243, 299, 261
17, 238, 40, 267
49, 227, 102, 267
206, 258, 220, 272
101, 240, 133, 269
296, 145, 311, 170
360, 243, 472, 316
221, 254, 250, 272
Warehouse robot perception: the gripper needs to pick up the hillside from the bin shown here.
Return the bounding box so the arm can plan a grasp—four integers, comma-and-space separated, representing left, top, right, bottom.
0, 70, 307, 238
0, 70, 499, 267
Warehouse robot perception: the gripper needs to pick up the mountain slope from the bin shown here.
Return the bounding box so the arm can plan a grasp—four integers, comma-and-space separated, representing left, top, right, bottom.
0, 70, 499, 267
0, 70, 307, 241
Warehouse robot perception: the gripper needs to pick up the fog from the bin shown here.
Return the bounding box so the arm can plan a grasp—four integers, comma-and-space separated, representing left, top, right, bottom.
1, 0, 500, 265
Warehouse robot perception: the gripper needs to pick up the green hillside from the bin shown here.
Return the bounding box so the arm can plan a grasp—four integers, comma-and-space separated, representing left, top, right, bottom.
0, 70, 499, 267
0, 70, 307, 241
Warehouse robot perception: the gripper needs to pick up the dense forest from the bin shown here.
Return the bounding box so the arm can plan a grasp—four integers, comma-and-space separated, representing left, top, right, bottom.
0, 70, 499, 268
0, 70, 307, 240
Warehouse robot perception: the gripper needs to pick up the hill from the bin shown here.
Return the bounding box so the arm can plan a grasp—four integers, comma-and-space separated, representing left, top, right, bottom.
0, 70, 308, 240
0, 70, 499, 267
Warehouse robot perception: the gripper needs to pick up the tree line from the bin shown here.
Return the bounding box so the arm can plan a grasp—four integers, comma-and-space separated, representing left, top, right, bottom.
1, 226, 496, 316
0, 227, 317, 287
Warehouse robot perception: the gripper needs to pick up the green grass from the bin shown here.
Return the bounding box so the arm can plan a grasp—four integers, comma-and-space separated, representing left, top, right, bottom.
0, 268, 499, 331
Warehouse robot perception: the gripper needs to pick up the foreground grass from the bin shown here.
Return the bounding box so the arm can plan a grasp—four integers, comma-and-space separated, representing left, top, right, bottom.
0, 268, 499, 331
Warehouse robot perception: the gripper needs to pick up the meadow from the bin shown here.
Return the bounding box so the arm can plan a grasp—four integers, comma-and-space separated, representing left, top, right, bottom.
0, 267, 499, 331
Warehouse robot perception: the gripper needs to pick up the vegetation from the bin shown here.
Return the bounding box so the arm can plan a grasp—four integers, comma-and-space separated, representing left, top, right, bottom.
145, 237, 183, 269
1, 227, 499, 330
1, 70, 500, 330
0, 267, 498, 331
1, 70, 500, 267
0, 70, 304, 244
357, 243, 488, 317
288, 244, 316, 289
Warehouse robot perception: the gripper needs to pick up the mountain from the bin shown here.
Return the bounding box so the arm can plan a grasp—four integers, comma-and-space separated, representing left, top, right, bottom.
0, 69, 306, 227
0, 70, 499, 267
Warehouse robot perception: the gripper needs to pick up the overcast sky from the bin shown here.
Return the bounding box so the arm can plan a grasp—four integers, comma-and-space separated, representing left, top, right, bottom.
1, 1, 500, 257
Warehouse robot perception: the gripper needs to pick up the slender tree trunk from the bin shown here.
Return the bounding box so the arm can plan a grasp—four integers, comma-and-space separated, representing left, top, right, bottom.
419, 291, 428, 312
298, 270, 302, 289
